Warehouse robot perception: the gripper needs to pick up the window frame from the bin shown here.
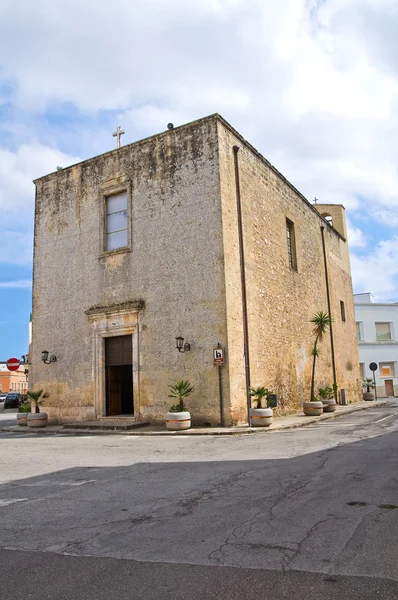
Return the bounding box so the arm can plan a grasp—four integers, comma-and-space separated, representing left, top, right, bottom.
99, 182, 132, 257
106, 192, 129, 252
286, 218, 297, 271
375, 322, 392, 342
379, 362, 395, 378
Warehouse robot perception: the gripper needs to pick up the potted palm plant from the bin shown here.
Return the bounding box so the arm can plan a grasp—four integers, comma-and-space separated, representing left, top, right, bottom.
249, 386, 273, 427
26, 390, 49, 428
362, 378, 375, 401
165, 380, 193, 430
318, 385, 337, 412
304, 311, 332, 416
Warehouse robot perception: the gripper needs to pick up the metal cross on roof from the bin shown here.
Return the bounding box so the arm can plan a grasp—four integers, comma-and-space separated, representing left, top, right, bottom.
112, 126, 125, 149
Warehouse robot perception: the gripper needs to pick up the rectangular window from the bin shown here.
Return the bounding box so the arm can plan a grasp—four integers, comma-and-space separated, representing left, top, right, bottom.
379, 362, 395, 377
375, 322, 392, 341
359, 363, 365, 379
356, 322, 362, 341
286, 218, 297, 270
340, 300, 346, 322
106, 192, 128, 251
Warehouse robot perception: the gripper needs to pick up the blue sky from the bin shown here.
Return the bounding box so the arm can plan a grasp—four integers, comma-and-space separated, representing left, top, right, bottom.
1, 0, 398, 359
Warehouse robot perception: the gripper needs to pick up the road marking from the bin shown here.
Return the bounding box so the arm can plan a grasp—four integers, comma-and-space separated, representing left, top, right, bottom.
0, 499, 27, 507
375, 414, 396, 423
318, 423, 357, 426
303, 423, 360, 428
18, 480, 96, 487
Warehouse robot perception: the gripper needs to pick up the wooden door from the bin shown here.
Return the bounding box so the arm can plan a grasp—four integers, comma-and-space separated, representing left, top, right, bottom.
385, 380, 394, 397
105, 335, 132, 367
105, 336, 133, 416
107, 365, 122, 415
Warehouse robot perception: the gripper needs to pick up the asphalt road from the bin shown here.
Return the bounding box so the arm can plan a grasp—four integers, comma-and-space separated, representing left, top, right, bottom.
0, 406, 18, 430
0, 402, 397, 598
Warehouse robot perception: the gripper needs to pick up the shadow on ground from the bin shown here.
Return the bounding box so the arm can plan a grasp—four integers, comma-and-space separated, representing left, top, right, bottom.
0, 429, 397, 598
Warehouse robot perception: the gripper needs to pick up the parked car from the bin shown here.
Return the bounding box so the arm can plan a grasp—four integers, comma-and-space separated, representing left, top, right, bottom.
0, 393, 7, 403
4, 393, 24, 409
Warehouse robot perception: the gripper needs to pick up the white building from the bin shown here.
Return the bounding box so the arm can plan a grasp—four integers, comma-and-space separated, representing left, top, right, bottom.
354, 293, 398, 398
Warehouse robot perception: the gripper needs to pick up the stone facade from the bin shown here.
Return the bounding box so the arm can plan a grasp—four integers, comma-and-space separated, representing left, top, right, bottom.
31, 114, 361, 425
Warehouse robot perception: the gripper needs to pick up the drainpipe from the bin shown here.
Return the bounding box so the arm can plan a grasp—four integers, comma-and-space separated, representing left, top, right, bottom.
233, 146, 251, 425
217, 342, 224, 427
320, 226, 338, 401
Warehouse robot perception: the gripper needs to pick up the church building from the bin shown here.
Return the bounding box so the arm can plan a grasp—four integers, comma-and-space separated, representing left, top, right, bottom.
31, 114, 361, 425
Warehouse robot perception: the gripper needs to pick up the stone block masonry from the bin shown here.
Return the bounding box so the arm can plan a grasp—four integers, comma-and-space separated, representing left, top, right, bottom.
31, 114, 361, 426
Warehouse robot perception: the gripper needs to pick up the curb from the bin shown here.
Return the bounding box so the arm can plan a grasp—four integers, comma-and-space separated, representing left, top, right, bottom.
0, 400, 389, 437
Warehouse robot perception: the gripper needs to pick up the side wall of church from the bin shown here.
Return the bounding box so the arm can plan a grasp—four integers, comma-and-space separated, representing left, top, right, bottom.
217, 121, 361, 421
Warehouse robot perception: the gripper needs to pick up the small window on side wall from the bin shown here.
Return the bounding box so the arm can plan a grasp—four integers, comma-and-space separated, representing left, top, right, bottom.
286, 218, 297, 271
106, 191, 128, 251
340, 300, 346, 322
359, 363, 365, 379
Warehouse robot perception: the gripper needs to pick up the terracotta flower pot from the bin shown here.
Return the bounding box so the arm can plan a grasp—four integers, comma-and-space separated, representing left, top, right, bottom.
165, 411, 191, 431
250, 407, 273, 427
17, 413, 29, 426
27, 412, 48, 428
303, 401, 323, 416
321, 399, 337, 413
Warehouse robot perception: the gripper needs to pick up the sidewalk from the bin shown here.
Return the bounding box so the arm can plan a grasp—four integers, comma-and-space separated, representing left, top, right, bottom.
0, 399, 389, 436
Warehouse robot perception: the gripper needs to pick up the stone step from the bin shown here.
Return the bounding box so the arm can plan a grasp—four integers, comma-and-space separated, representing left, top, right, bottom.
64, 420, 149, 431
98, 415, 136, 422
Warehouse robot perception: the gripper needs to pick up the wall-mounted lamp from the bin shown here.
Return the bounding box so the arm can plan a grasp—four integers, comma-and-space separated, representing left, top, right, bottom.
175, 336, 191, 353
41, 350, 57, 364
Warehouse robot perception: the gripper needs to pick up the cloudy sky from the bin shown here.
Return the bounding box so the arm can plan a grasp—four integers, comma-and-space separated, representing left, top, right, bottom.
1, 0, 398, 358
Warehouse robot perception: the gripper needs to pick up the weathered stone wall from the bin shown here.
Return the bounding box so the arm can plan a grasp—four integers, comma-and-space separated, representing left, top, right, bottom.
32, 114, 361, 426
32, 117, 230, 425
316, 205, 361, 403
217, 120, 361, 420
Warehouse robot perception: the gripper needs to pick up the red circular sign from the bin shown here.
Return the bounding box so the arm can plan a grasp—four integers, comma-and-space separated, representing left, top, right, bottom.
6, 358, 20, 372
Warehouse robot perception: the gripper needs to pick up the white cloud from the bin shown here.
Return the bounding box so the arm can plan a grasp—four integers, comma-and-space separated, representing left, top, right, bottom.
0, 0, 397, 294
351, 236, 398, 297
0, 144, 80, 265
0, 143, 80, 214
346, 219, 367, 248
368, 207, 398, 228
0, 280, 32, 289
